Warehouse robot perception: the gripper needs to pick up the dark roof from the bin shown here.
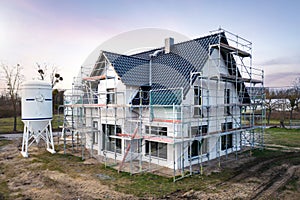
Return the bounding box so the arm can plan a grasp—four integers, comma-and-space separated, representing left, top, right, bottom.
103, 51, 149, 86
153, 35, 221, 104
132, 33, 222, 104
94, 32, 249, 105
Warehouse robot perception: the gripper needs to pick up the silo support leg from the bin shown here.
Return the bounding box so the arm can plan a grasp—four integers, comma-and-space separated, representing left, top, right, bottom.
21, 123, 29, 157
46, 121, 56, 154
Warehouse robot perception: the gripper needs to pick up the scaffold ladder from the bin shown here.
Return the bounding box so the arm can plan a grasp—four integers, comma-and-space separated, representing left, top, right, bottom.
118, 125, 139, 173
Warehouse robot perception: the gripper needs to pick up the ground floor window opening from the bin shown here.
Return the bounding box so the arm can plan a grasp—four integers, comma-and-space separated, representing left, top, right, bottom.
145, 141, 167, 159
221, 133, 233, 150
92, 121, 98, 144
191, 125, 208, 137
189, 138, 208, 158
145, 126, 168, 136
102, 124, 122, 153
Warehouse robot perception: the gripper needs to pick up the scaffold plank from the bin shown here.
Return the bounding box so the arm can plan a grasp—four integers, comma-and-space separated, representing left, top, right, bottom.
82, 75, 106, 81
211, 43, 251, 57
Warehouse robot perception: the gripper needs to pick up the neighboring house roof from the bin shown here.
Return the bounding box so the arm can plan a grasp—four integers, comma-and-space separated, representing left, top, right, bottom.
92, 32, 250, 105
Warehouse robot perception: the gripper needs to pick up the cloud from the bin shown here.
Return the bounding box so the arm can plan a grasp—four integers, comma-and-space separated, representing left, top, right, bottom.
257, 56, 300, 66
257, 56, 300, 87
265, 71, 300, 87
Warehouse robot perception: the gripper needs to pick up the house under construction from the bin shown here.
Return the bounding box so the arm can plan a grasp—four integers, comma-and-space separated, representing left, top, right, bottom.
62, 28, 265, 181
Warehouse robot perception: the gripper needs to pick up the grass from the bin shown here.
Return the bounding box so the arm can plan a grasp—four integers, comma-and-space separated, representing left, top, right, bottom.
0, 164, 10, 200
251, 148, 285, 158
242, 119, 281, 126
29, 149, 84, 174
0, 141, 17, 200
105, 168, 232, 198
0, 181, 10, 200
0, 115, 63, 134
283, 176, 299, 191
0, 140, 13, 147
264, 128, 300, 148
242, 119, 296, 126
0, 116, 23, 133
265, 119, 281, 125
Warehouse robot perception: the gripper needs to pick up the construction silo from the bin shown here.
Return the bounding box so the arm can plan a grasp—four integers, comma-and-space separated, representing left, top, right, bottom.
20, 80, 55, 157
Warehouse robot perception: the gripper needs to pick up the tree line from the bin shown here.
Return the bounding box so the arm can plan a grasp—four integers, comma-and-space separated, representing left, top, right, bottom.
265, 77, 300, 126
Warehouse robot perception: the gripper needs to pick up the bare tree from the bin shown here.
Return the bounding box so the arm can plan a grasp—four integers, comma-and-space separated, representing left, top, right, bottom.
285, 88, 299, 121
36, 63, 63, 88
36, 63, 64, 113
276, 89, 285, 127
283, 77, 300, 123
1, 63, 23, 132
265, 88, 278, 125
292, 77, 300, 111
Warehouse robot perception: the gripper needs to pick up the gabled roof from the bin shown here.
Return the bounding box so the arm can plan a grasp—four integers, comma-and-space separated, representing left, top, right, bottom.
92, 32, 249, 105
102, 51, 149, 86
132, 33, 222, 104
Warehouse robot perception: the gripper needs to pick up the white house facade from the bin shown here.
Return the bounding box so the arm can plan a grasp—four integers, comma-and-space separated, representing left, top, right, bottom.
63, 29, 264, 180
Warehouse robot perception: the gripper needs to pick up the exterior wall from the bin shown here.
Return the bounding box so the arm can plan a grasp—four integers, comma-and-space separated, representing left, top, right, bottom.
183, 49, 241, 132
83, 49, 244, 170
173, 132, 242, 170
98, 64, 127, 105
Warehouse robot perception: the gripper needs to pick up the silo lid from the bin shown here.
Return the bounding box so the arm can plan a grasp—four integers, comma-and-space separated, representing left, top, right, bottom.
22, 80, 52, 88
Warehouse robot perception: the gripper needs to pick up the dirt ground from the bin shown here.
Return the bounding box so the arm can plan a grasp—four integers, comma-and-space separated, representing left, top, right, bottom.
0, 138, 300, 200
179, 151, 300, 200
0, 139, 136, 200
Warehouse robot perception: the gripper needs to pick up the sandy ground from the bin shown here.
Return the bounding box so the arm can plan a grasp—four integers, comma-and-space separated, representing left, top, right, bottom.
0, 138, 300, 199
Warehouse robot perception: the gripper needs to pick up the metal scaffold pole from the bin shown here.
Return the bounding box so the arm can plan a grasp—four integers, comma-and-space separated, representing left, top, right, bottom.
59, 28, 265, 182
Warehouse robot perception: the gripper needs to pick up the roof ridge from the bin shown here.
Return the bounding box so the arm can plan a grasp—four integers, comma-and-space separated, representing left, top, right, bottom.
130, 47, 162, 58
167, 32, 222, 47
131, 31, 223, 57
102, 50, 150, 61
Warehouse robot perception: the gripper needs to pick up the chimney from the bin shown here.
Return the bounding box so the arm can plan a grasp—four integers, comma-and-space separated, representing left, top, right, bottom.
165, 37, 174, 54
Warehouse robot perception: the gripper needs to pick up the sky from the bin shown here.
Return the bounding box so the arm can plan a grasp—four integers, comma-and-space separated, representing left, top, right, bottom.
0, 0, 299, 89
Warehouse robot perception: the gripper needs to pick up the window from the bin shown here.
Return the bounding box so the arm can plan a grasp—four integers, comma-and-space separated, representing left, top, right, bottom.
92, 121, 98, 144
102, 124, 122, 153
224, 89, 231, 115
191, 125, 208, 136
221, 122, 233, 150
145, 126, 167, 136
102, 124, 121, 135
221, 134, 233, 150
131, 86, 150, 105
142, 90, 149, 100
194, 86, 202, 116
145, 141, 167, 159
221, 122, 233, 131
106, 88, 115, 104
189, 138, 208, 158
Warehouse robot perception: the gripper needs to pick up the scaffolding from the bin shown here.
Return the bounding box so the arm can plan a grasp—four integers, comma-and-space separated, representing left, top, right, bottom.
60, 28, 265, 182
